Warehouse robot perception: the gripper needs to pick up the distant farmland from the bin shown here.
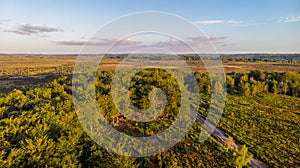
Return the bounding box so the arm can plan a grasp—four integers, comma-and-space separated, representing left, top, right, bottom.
1, 54, 300, 76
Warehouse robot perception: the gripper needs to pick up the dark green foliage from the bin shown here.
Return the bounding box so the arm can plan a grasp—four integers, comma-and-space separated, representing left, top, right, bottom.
224, 70, 300, 97
0, 69, 299, 167
0, 72, 232, 167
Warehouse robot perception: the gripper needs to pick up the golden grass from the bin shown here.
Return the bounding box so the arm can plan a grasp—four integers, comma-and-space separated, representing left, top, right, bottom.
0, 54, 300, 75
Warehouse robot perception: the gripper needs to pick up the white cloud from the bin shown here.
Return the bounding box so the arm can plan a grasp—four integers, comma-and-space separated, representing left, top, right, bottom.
54, 38, 141, 46
194, 20, 241, 25
278, 15, 300, 23
4, 24, 63, 36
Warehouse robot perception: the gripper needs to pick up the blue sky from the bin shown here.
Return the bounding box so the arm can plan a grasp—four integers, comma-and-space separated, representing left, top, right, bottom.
0, 0, 300, 54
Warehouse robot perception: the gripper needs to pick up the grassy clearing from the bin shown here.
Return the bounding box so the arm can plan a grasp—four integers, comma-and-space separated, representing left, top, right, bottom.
217, 94, 300, 167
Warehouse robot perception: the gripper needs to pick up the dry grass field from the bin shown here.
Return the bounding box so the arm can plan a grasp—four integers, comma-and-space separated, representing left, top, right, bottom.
1, 54, 300, 74
1, 54, 300, 93
0, 54, 76, 74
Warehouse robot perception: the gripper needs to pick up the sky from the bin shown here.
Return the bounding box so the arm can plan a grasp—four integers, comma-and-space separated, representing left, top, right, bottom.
0, 0, 300, 54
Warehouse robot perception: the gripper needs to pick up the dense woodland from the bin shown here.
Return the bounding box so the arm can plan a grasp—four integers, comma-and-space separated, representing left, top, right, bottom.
0, 69, 299, 167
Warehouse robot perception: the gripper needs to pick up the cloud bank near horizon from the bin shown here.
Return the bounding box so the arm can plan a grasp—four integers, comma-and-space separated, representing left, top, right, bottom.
53, 36, 229, 53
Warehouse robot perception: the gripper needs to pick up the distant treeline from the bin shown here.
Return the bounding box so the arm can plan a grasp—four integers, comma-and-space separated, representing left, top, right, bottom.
221, 54, 300, 63
105, 54, 300, 62
182, 54, 300, 63
103, 53, 300, 63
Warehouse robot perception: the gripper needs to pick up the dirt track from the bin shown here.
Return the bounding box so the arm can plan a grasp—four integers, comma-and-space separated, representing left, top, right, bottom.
196, 115, 267, 168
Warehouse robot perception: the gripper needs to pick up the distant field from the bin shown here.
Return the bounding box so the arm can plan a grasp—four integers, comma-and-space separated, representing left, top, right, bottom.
1, 54, 300, 93
222, 61, 300, 72
0, 55, 75, 93
0, 54, 75, 75
1, 54, 300, 74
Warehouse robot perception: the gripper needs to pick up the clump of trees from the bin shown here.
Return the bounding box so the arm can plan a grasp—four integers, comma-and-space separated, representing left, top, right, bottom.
191, 70, 300, 97
226, 70, 300, 97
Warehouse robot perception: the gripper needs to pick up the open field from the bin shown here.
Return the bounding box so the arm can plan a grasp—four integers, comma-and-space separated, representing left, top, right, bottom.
1, 54, 300, 75
222, 61, 300, 72
0, 55, 75, 93
199, 94, 300, 167
0, 54, 76, 75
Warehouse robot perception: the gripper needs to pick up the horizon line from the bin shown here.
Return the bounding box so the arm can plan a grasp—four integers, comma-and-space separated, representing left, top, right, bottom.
1, 52, 300, 56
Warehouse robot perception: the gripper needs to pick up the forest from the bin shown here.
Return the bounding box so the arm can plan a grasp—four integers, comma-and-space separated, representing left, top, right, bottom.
0, 68, 299, 167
